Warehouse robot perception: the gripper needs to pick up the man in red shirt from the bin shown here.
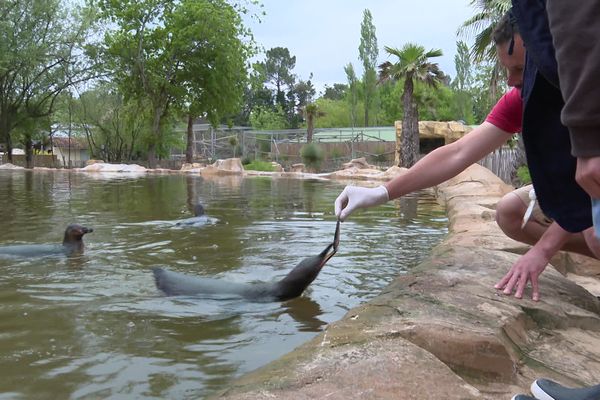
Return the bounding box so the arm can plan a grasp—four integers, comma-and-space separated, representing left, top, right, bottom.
334, 13, 600, 301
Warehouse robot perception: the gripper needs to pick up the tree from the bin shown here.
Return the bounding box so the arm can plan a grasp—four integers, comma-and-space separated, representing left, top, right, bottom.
379, 44, 444, 167
322, 84, 348, 101
232, 62, 274, 126
175, 0, 252, 163
344, 63, 359, 129
358, 9, 379, 127
261, 47, 297, 111
288, 76, 315, 128
458, 0, 511, 104
304, 103, 324, 143
249, 105, 288, 130
459, 0, 511, 62
98, 0, 253, 168
0, 0, 96, 168
73, 84, 150, 162
451, 41, 476, 123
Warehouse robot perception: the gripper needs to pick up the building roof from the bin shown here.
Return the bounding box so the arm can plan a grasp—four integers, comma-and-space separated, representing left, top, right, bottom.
52, 136, 88, 150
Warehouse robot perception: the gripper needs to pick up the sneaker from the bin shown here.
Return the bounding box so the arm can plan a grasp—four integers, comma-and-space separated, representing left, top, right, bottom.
512, 395, 536, 400
531, 379, 600, 400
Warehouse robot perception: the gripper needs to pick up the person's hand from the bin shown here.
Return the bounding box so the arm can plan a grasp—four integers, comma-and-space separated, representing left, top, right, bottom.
494, 247, 551, 301
334, 185, 389, 222
576, 156, 600, 198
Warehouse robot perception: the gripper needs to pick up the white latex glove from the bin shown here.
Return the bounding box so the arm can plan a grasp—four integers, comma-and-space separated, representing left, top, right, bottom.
334, 185, 389, 222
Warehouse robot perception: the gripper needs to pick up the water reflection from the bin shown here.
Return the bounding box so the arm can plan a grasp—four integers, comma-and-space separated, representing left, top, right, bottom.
281, 296, 327, 332
0, 170, 447, 399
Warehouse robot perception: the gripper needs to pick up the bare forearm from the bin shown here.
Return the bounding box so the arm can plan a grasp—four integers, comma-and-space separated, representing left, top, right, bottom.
532, 222, 572, 259
384, 144, 467, 199
383, 122, 510, 200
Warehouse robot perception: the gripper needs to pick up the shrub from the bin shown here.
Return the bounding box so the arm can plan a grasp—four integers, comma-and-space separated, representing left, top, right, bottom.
243, 160, 275, 172
516, 165, 531, 185
300, 143, 325, 172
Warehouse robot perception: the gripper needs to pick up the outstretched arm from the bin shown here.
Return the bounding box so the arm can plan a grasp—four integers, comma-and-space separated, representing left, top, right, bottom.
335, 122, 512, 221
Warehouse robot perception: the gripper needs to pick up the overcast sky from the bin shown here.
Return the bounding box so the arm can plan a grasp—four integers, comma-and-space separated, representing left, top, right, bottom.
244, 0, 477, 95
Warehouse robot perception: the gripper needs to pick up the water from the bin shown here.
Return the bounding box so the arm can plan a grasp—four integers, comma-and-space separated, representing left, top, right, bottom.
0, 170, 447, 399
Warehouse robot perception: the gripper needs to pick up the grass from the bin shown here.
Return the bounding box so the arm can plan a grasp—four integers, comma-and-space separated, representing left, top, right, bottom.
243, 160, 276, 172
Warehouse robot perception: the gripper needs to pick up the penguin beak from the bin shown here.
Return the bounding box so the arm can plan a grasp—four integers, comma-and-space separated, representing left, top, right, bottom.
82, 227, 93, 234
320, 221, 340, 266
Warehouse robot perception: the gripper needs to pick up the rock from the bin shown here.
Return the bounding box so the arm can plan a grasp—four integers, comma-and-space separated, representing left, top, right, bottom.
270, 162, 284, 172
79, 163, 147, 172
0, 163, 24, 170
86, 159, 104, 166
210, 163, 600, 400
328, 164, 408, 181
291, 163, 305, 173
181, 162, 206, 171
200, 158, 244, 176
341, 157, 378, 170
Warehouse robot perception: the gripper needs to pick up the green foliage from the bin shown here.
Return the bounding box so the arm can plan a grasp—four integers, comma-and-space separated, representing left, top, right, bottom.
516, 165, 532, 185
97, 0, 255, 167
249, 105, 288, 130
300, 142, 325, 171
322, 84, 348, 101
471, 62, 504, 123
70, 83, 151, 162
359, 9, 379, 127
379, 43, 445, 167
458, 0, 511, 63
243, 160, 275, 172
0, 0, 95, 161
344, 63, 360, 128
314, 98, 354, 128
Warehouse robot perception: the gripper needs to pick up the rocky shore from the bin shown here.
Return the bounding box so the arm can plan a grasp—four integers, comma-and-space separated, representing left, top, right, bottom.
2, 159, 599, 399
207, 162, 599, 400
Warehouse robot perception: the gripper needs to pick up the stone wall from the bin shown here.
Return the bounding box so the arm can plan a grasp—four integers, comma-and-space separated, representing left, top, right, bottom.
210, 164, 600, 400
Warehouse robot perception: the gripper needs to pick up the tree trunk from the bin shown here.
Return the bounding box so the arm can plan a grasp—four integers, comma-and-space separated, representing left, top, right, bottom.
148, 107, 163, 169
24, 135, 33, 169
0, 112, 12, 163
307, 114, 314, 143
185, 114, 194, 164
401, 77, 418, 168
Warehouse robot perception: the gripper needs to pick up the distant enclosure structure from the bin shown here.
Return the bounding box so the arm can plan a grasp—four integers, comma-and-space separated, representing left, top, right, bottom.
173, 124, 399, 170
172, 123, 519, 183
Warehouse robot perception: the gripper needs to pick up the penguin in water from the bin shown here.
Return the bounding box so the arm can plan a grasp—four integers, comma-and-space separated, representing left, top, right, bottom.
0, 224, 93, 258
153, 221, 340, 302
174, 204, 218, 227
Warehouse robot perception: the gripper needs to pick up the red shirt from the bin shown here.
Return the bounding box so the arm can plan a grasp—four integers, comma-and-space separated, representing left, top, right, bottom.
485, 87, 523, 134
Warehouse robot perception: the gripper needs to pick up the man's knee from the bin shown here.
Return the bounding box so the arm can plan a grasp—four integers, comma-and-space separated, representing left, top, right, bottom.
496, 192, 527, 237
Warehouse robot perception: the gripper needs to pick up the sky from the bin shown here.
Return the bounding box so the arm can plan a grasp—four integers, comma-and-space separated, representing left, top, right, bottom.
244, 0, 477, 95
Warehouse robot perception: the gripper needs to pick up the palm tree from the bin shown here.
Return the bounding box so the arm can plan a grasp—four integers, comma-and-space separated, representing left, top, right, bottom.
459, 0, 511, 62
379, 44, 444, 167
304, 103, 324, 143
458, 0, 511, 102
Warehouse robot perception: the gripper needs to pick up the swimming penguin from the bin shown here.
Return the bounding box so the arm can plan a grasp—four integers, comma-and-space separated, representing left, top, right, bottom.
0, 224, 93, 258
153, 221, 340, 302
174, 204, 218, 227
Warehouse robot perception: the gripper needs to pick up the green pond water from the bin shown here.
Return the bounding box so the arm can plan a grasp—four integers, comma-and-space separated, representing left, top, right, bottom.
0, 170, 447, 399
